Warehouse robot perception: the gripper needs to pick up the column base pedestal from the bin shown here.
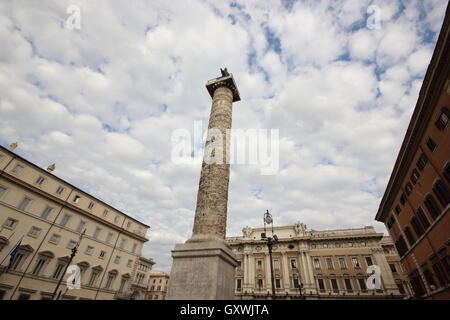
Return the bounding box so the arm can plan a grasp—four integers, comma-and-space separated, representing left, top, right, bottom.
166, 241, 238, 300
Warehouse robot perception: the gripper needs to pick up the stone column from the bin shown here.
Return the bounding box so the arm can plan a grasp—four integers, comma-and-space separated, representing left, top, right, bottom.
167, 71, 240, 300
281, 253, 290, 289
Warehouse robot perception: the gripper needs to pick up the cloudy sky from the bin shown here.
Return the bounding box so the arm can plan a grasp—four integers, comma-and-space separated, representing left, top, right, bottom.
0, 0, 447, 273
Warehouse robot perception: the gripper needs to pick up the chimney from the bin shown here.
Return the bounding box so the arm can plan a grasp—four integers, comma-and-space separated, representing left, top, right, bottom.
47, 163, 56, 173
8, 142, 18, 151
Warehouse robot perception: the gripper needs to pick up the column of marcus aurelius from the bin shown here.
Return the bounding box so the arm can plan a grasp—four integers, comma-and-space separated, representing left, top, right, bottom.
166, 69, 239, 300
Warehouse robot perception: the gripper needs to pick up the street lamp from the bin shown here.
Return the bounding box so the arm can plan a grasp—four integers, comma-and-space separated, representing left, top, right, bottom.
51, 229, 86, 300
261, 210, 278, 299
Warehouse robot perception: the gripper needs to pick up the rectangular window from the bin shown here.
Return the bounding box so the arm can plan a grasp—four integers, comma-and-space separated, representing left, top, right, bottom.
85, 246, 94, 255
236, 279, 242, 291
119, 279, 126, 292
0, 185, 7, 199
317, 278, 325, 291
411, 169, 420, 185
351, 257, 360, 268
3, 218, 18, 229
290, 259, 297, 269
99, 250, 106, 259
119, 239, 126, 249
60, 214, 71, 227
73, 195, 81, 203
275, 278, 281, 289
344, 278, 353, 292
88, 272, 98, 286
105, 275, 115, 289
389, 263, 397, 273
257, 278, 263, 289
102, 209, 108, 217
417, 153, 429, 171
358, 278, 367, 291
49, 234, 61, 244
18, 294, 30, 300
32, 258, 46, 275
11, 253, 24, 270
273, 259, 280, 269
41, 206, 53, 219
257, 260, 263, 270
93, 227, 101, 239
339, 257, 347, 269
396, 280, 406, 294
17, 197, 31, 211
314, 258, 320, 269
394, 205, 401, 215
331, 279, 339, 292
132, 243, 137, 254
326, 258, 334, 269
67, 240, 77, 249
114, 216, 120, 223
35, 176, 45, 185
88, 201, 94, 210
435, 107, 449, 130
52, 263, 65, 279
56, 186, 64, 195
76, 221, 86, 233
127, 221, 132, 229
114, 255, 121, 264
127, 259, 133, 268
106, 232, 113, 244
365, 257, 373, 266
28, 226, 41, 238
12, 164, 24, 174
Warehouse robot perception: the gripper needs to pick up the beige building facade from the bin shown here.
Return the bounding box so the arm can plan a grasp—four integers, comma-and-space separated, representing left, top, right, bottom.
227, 223, 412, 300
0, 144, 151, 300
146, 271, 169, 300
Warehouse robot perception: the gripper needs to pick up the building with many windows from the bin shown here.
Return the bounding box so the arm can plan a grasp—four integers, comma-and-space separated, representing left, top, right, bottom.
146, 271, 170, 300
226, 223, 411, 300
0, 144, 151, 300
375, 5, 450, 300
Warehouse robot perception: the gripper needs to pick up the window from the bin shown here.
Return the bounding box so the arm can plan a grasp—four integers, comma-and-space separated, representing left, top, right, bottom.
351, 257, 360, 268
76, 221, 86, 233
426, 137, 437, 152
411, 216, 425, 238
103, 209, 109, 217
32, 258, 47, 275
404, 226, 416, 246
35, 176, 45, 185
400, 194, 406, 205
405, 183, 413, 196
390, 263, 397, 273
326, 258, 334, 269
17, 197, 31, 211
119, 239, 126, 249
60, 214, 71, 227
67, 240, 77, 249
56, 186, 64, 195
11, 164, 24, 174
3, 218, 18, 229
127, 259, 133, 268
88, 201, 94, 210
317, 278, 325, 291
417, 153, 428, 171
73, 195, 81, 203
275, 277, 281, 289
290, 259, 297, 269
411, 169, 420, 185
293, 274, 300, 289
396, 280, 406, 294
114, 255, 121, 264
335, 242, 341, 248
416, 207, 430, 230
106, 232, 113, 244
11, 253, 24, 270
425, 194, 441, 220
395, 235, 408, 257
339, 257, 347, 269
132, 243, 137, 254
17, 294, 30, 300
88, 272, 99, 287
93, 227, 101, 239
119, 279, 127, 292
0, 185, 7, 199
257, 276, 263, 289
365, 256, 373, 266
127, 221, 132, 229
358, 278, 367, 291
257, 260, 263, 270
85, 246, 94, 255
273, 259, 280, 269
52, 263, 65, 279
344, 278, 353, 292
28, 226, 41, 238
394, 205, 401, 215
444, 163, 450, 184
313, 258, 320, 269
41, 206, 53, 220
435, 107, 449, 130
236, 279, 242, 291
387, 215, 395, 229
432, 179, 450, 207
99, 250, 106, 259
105, 274, 115, 289
432, 258, 449, 287
114, 216, 120, 223
410, 270, 426, 297
49, 234, 61, 244
330, 278, 339, 292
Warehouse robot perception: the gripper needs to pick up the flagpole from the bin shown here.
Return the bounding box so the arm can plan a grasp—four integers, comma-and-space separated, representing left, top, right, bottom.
0, 235, 24, 274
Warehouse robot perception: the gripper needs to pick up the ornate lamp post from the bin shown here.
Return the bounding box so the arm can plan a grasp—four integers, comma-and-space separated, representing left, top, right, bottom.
261, 210, 278, 299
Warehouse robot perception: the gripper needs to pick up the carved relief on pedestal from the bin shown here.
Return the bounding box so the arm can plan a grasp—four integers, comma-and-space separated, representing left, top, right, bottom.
294, 221, 307, 236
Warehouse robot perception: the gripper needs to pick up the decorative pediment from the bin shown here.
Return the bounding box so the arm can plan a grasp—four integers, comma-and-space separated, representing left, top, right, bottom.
19, 244, 34, 253
108, 269, 118, 275
77, 261, 90, 269
0, 236, 9, 246
121, 273, 131, 279
58, 256, 71, 263
92, 265, 103, 272
38, 251, 55, 259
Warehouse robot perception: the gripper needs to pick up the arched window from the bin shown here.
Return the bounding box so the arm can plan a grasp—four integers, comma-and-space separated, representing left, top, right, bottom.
424, 194, 441, 220
432, 179, 450, 207
403, 227, 416, 247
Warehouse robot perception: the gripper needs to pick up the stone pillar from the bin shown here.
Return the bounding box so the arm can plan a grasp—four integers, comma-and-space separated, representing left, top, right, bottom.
167, 71, 241, 300
281, 253, 290, 289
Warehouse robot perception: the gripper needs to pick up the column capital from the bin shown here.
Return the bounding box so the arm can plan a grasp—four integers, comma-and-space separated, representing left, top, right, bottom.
206, 74, 241, 102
